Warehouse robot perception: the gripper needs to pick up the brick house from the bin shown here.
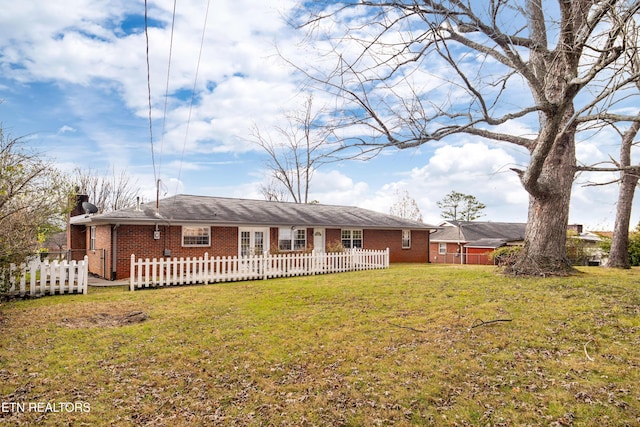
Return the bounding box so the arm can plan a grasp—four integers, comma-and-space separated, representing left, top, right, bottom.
68, 194, 437, 280
429, 221, 526, 265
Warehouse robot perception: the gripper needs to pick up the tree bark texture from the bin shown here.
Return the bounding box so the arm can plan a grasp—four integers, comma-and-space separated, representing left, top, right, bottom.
608, 120, 640, 268
609, 171, 638, 268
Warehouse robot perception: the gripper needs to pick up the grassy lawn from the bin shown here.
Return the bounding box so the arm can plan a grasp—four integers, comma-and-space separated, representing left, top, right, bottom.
1, 264, 639, 426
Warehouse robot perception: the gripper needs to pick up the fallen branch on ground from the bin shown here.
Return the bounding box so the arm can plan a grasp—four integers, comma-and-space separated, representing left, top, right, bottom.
388, 322, 428, 333
469, 318, 513, 330
584, 340, 595, 361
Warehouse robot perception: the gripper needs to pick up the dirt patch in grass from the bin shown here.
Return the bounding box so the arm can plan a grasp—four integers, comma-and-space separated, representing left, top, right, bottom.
60, 311, 148, 328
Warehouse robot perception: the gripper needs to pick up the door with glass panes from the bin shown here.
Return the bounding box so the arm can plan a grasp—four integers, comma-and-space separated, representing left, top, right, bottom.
239, 228, 269, 257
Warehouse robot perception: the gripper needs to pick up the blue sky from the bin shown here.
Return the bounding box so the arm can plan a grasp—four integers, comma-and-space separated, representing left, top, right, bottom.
0, 0, 633, 229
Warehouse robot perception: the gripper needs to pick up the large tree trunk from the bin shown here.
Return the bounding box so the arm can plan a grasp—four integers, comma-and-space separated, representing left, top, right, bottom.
506, 0, 586, 275
608, 172, 639, 268
608, 120, 640, 268
510, 126, 576, 275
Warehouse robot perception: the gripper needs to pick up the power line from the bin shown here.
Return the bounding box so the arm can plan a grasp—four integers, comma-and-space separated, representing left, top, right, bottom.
174, 0, 212, 196
144, 0, 157, 184
158, 0, 178, 182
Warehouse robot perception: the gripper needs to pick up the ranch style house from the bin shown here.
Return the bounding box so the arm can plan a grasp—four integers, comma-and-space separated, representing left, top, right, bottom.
68, 194, 437, 280
429, 221, 527, 265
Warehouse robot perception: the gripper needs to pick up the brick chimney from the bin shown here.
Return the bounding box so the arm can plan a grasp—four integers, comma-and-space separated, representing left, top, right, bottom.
71, 193, 90, 217
67, 192, 89, 261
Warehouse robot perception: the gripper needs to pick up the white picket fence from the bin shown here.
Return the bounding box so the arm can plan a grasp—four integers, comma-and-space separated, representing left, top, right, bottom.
130, 248, 390, 290
4, 256, 89, 297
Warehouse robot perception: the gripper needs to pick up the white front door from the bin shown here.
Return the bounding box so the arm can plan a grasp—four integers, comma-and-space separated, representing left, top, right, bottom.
239, 228, 269, 257
313, 228, 325, 253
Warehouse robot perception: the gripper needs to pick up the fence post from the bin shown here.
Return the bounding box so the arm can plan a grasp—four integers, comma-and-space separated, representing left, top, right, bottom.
262, 251, 268, 280
130, 254, 135, 291
204, 253, 209, 284
82, 256, 89, 295
29, 262, 37, 296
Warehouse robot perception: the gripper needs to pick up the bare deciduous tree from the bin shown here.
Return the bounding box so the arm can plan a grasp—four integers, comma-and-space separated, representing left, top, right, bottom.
250, 94, 334, 203
72, 166, 140, 213
389, 189, 423, 222
575, 17, 640, 268
296, 0, 640, 275
607, 118, 640, 268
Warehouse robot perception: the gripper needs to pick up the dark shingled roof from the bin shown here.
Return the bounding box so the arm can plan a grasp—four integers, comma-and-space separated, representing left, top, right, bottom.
430, 221, 526, 246
70, 194, 436, 230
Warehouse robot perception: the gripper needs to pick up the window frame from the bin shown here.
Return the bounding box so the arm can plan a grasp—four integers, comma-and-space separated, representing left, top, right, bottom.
402, 229, 411, 249
278, 227, 307, 251
438, 242, 447, 254
341, 229, 363, 249
181, 225, 211, 247
89, 226, 96, 251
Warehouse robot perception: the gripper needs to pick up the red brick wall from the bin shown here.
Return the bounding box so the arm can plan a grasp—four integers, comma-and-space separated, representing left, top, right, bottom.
429, 242, 463, 264
325, 229, 342, 251
363, 229, 430, 263
111, 225, 239, 280
429, 242, 495, 265
67, 225, 87, 261
91, 224, 431, 280
325, 228, 429, 263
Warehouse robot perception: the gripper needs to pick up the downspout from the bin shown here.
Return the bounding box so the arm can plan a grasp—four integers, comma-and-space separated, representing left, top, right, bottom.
112, 224, 119, 280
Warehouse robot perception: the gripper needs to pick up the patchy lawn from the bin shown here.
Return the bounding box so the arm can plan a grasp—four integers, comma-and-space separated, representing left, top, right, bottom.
1, 264, 639, 426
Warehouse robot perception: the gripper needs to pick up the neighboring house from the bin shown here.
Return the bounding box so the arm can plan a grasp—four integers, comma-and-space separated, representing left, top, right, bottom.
567, 224, 605, 265
68, 194, 437, 280
429, 221, 526, 265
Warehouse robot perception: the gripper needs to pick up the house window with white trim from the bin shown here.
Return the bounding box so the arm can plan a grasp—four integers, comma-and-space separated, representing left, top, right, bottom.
90, 226, 96, 251
278, 228, 307, 251
402, 230, 411, 249
438, 242, 446, 254
341, 229, 363, 249
182, 226, 210, 247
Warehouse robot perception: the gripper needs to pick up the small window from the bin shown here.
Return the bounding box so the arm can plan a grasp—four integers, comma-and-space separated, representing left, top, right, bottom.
90, 226, 96, 251
438, 242, 446, 254
402, 230, 411, 249
182, 226, 210, 246
341, 229, 363, 249
279, 228, 307, 251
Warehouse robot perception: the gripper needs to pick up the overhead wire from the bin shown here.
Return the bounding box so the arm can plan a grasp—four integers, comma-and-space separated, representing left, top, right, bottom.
158, 0, 178, 187
143, 0, 157, 186
173, 0, 212, 197
145, 0, 211, 212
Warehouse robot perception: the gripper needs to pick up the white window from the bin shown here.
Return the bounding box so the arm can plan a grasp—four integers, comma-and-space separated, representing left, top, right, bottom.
90, 226, 96, 251
341, 229, 363, 249
438, 242, 446, 254
402, 230, 411, 249
278, 228, 307, 251
182, 226, 210, 247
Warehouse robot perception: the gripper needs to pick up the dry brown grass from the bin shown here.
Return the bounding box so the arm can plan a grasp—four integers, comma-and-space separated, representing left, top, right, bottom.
1, 264, 639, 426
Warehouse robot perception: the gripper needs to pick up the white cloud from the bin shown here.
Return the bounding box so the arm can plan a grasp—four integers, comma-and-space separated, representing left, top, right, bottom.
1, 1, 637, 233
57, 125, 76, 134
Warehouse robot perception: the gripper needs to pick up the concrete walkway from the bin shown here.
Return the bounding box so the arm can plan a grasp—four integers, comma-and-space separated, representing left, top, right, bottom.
87, 276, 129, 287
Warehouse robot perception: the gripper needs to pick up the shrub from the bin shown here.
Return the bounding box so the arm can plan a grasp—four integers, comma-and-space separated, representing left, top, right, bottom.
489, 246, 522, 267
